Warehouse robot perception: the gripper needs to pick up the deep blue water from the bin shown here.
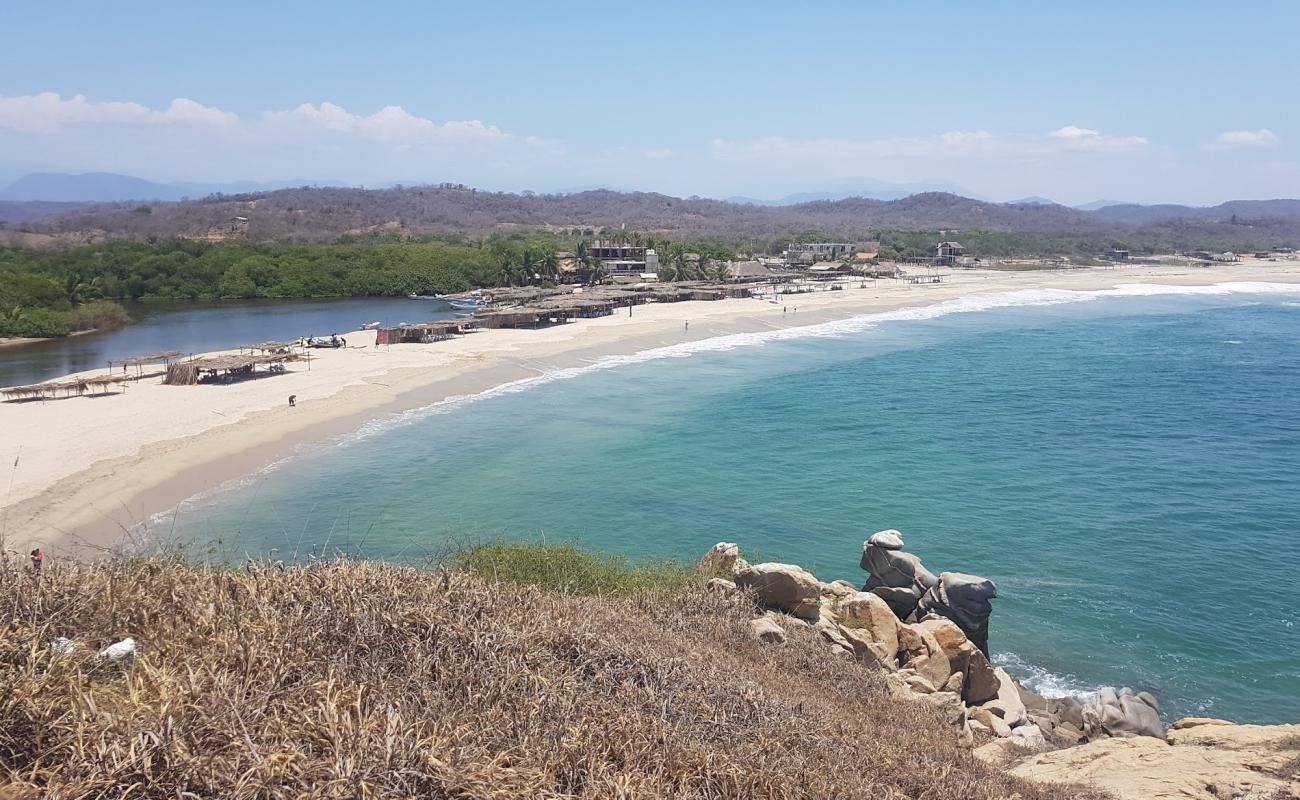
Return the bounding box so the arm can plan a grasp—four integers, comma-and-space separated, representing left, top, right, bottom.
157, 284, 1300, 723
0, 296, 454, 387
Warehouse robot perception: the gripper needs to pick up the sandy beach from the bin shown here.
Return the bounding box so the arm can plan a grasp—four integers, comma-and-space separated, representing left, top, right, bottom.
4, 261, 1299, 557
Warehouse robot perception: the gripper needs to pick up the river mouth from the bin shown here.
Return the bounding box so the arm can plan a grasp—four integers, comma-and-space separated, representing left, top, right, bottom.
0, 296, 455, 387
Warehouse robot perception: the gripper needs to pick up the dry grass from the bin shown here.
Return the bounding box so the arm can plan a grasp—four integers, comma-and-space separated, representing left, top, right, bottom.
1274, 733, 1300, 780
0, 551, 1111, 799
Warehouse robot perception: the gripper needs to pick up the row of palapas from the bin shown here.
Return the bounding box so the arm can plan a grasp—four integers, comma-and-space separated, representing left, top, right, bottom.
700, 531, 1164, 760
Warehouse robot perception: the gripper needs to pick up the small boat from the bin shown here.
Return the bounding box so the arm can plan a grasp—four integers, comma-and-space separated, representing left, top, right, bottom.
359, 321, 381, 330
446, 298, 483, 310
453, 311, 475, 318
408, 293, 439, 300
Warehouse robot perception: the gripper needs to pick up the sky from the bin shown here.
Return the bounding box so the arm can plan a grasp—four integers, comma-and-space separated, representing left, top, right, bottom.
1, 0, 1297, 205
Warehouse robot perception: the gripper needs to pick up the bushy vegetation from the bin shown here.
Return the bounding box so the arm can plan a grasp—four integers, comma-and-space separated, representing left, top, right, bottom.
65, 299, 131, 332
0, 307, 70, 338
456, 541, 703, 596
0, 552, 1108, 799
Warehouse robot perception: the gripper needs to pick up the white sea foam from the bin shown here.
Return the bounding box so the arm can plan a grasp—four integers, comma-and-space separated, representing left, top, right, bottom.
993, 651, 1111, 701
145, 280, 1300, 529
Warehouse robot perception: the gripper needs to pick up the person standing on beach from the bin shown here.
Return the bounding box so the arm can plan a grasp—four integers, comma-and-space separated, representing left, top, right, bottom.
288, 395, 297, 407
685, 320, 689, 333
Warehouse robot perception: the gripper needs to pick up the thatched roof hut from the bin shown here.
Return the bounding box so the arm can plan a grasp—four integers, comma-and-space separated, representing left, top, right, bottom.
377, 320, 479, 344
164, 353, 302, 386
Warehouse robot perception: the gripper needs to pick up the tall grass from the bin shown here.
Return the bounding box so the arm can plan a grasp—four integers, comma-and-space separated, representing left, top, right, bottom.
0, 552, 1109, 799
455, 541, 702, 596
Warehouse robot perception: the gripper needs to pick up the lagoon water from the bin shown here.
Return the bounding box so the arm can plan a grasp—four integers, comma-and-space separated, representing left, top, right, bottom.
162, 284, 1300, 723
0, 296, 454, 388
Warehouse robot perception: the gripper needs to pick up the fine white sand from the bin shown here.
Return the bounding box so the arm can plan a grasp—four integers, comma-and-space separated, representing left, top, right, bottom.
4, 261, 1299, 557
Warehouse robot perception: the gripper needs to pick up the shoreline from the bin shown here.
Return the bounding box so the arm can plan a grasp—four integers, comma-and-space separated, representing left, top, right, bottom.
4, 261, 1300, 558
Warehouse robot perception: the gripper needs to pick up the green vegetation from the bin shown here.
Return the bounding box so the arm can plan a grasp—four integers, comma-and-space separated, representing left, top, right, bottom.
456, 541, 704, 596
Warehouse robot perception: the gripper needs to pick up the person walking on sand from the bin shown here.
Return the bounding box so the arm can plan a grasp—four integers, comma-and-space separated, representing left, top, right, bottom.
288, 395, 297, 407
685, 320, 689, 333
29, 548, 43, 573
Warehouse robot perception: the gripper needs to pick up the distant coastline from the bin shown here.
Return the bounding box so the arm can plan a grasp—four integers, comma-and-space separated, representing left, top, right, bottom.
3, 261, 1299, 560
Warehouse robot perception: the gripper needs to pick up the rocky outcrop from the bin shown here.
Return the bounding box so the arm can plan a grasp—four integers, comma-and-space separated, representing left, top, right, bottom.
1082, 687, 1164, 739
715, 530, 1300, 800
703, 542, 744, 576
859, 530, 938, 619
1005, 720, 1300, 800
734, 562, 822, 620
916, 572, 997, 656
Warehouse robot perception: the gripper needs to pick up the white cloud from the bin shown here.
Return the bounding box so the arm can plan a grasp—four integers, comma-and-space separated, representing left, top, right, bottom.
1048, 125, 1148, 153
0, 92, 236, 133
265, 102, 510, 145
1210, 129, 1278, 149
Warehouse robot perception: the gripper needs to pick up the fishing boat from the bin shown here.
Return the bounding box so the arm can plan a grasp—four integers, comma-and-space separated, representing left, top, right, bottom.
359, 321, 381, 330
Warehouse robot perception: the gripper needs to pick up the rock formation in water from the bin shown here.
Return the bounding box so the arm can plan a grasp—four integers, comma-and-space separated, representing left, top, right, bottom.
858, 529, 939, 619
916, 572, 998, 656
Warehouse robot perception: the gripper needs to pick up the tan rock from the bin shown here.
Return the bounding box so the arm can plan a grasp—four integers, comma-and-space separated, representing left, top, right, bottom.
748, 617, 786, 644
814, 618, 853, 654
838, 591, 902, 658
1007, 723, 1300, 800
897, 623, 952, 688
837, 625, 894, 665
705, 577, 736, 595
735, 562, 822, 619
977, 668, 1027, 728
903, 673, 936, 694
961, 646, 1001, 705
1169, 716, 1234, 731
940, 670, 964, 695
970, 707, 1013, 738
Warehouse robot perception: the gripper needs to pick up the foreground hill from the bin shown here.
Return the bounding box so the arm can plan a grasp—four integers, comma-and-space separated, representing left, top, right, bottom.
0, 550, 1103, 799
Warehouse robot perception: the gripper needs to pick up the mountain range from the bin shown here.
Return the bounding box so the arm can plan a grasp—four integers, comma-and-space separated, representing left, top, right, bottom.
2, 175, 1298, 251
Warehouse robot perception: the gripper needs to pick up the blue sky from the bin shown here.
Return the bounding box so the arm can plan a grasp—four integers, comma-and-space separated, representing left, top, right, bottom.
1, 0, 1296, 204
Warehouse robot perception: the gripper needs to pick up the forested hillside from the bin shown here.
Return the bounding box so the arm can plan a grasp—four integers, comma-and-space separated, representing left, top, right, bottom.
7, 185, 1297, 252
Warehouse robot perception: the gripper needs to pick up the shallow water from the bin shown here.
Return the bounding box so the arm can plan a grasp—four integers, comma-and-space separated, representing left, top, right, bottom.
157, 284, 1300, 723
0, 296, 454, 387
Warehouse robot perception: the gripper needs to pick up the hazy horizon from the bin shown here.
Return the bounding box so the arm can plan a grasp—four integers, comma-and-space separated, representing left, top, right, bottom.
2, 1, 1297, 206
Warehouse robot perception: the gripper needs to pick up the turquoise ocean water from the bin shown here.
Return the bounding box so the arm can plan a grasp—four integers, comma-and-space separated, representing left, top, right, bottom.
158, 282, 1300, 723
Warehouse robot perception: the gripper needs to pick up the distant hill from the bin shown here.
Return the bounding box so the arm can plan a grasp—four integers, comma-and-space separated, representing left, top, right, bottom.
32, 187, 1112, 242
0, 200, 90, 224
1004, 196, 1059, 206
1088, 199, 1300, 226
15, 183, 1300, 252
0, 172, 339, 203
1074, 200, 1130, 211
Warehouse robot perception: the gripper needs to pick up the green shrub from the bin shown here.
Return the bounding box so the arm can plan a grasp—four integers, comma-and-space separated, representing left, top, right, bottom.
0, 307, 71, 338
455, 541, 700, 596
66, 300, 131, 332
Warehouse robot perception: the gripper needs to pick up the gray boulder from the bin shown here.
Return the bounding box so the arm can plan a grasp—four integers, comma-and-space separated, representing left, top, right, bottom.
735, 562, 822, 620
859, 530, 939, 619
1081, 687, 1165, 739
916, 571, 997, 656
